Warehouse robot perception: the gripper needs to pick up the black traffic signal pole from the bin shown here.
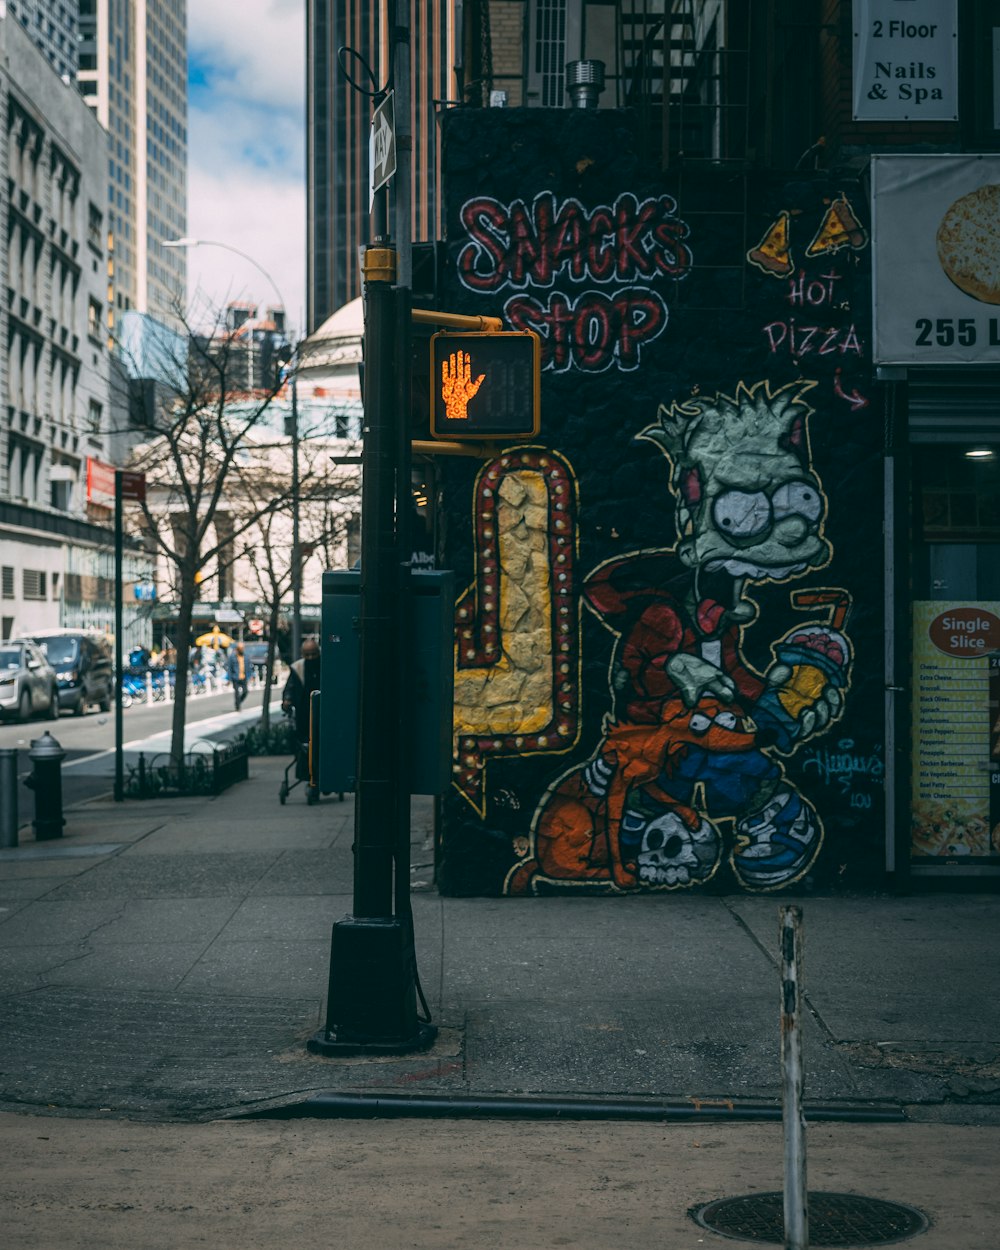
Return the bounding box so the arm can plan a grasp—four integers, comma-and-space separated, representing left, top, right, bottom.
392, 1, 415, 929
353, 236, 398, 920
309, 117, 434, 1056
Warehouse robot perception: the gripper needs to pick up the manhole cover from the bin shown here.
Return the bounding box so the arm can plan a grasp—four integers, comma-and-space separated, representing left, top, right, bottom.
691, 1191, 929, 1246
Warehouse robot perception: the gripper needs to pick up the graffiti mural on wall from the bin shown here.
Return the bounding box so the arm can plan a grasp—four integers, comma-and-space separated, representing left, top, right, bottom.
750, 193, 871, 411
505, 381, 854, 895
456, 193, 692, 373
453, 448, 582, 817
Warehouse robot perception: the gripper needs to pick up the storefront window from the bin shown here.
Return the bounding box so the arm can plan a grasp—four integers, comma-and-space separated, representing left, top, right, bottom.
911, 445, 1000, 867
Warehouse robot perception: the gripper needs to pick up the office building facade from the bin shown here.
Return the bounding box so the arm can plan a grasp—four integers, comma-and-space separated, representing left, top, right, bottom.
3, 0, 78, 80
77, 0, 187, 331
1, 7, 151, 645
306, 0, 455, 331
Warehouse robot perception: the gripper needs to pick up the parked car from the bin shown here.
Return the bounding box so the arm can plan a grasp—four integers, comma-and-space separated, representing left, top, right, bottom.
23, 630, 113, 715
0, 641, 59, 722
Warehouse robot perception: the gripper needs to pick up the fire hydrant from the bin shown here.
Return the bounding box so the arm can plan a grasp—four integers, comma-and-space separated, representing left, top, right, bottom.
24, 731, 66, 841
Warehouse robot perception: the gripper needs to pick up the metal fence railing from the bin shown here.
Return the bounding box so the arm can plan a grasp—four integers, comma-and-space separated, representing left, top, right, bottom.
125, 738, 250, 799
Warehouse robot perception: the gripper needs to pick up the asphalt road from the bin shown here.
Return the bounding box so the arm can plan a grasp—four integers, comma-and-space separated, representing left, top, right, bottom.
0, 683, 276, 822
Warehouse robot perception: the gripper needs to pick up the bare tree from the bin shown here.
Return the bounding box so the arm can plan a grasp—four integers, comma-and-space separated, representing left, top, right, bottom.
239, 453, 357, 732
117, 302, 297, 771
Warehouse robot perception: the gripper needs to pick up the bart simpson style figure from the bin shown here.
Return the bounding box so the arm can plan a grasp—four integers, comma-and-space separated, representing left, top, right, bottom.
506, 381, 852, 895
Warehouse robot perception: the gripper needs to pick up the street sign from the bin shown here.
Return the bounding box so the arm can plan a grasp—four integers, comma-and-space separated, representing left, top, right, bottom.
371, 92, 396, 193
430, 331, 540, 439
86, 457, 115, 503
117, 470, 146, 502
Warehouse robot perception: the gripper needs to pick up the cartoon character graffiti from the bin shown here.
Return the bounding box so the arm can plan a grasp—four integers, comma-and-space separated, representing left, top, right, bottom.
505, 380, 853, 895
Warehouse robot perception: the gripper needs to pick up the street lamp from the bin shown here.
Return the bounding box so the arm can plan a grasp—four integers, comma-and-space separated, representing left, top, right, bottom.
162, 236, 302, 661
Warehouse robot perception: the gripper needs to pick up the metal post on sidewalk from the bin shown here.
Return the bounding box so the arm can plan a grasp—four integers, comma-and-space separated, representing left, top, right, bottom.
780, 905, 809, 1250
309, 23, 433, 1055
290, 373, 302, 663
114, 470, 124, 803
0, 748, 18, 847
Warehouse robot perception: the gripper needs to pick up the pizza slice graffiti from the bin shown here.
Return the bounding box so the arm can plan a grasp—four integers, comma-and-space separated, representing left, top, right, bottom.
805, 195, 867, 258
747, 210, 794, 277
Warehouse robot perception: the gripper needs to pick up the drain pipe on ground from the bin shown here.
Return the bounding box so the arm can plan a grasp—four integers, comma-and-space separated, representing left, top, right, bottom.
238, 1091, 905, 1124
781, 905, 809, 1250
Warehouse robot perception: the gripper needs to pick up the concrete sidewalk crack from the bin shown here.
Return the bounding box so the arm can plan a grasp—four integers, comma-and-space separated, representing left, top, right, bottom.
22, 904, 127, 987
80, 901, 129, 943
28, 824, 169, 902
33, 943, 97, 986
172, 851, 283, 990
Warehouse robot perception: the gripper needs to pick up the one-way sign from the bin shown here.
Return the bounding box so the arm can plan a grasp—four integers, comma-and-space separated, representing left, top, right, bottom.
371, 92, 396, 193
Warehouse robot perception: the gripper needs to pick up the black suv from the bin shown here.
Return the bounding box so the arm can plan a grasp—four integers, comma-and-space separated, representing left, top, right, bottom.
27, 631, 114, 715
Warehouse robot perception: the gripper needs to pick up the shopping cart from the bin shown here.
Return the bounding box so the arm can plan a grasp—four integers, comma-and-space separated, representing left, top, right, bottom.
278, 692, 344, 805
278, 740, 314, 804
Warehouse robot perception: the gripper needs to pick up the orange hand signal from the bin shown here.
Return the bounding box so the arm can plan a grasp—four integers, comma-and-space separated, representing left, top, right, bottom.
441, 350, 485, 421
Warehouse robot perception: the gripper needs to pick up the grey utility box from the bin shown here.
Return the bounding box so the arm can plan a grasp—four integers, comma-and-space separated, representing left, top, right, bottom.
319, 569, 454, 796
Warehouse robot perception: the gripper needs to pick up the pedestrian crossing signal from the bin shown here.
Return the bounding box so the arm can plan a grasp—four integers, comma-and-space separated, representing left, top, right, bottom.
430, 331, 540, 439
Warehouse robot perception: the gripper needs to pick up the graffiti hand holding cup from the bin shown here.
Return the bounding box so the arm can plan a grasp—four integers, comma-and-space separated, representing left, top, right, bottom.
666, 653, 737, 708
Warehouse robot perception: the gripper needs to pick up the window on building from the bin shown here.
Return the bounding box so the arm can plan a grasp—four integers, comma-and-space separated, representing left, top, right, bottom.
88, 202, 103, 251
87, 297, 102, 340
1, 567, 14, 599
22, 569, 47, 601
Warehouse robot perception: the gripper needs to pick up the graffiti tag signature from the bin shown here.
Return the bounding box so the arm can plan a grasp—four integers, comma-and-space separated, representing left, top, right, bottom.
801, 738, 884, 795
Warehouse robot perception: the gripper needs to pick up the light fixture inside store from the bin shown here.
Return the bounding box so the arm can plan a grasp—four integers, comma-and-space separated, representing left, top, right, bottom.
964, 448, 995, 459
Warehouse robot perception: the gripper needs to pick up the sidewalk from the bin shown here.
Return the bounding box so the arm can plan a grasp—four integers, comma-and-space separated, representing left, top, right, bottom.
1, 751, 998, 1126
3, 755, 999, 1247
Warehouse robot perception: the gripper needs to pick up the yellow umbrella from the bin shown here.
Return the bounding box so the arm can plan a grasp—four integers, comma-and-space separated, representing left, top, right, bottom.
194, 627, 234, 648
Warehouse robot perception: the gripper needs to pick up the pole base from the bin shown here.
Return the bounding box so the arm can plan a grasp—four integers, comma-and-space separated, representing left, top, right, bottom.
307, 1020, 437, 1058
312, 915, 433, 1056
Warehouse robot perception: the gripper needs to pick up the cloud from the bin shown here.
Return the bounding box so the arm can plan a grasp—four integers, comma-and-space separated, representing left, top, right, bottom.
185, 165, 305, 333
185, 0, 305, 335
188, 0, 304, 110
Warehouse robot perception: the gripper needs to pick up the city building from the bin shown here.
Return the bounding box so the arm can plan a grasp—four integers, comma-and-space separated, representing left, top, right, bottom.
306, 0, 455, 330
297, 294, 363, 440
0, 6, 151, 646
76, 0, 187, 332
3, 0, 77, 80
193, 302, 292, 399
360, 1, 1000, 894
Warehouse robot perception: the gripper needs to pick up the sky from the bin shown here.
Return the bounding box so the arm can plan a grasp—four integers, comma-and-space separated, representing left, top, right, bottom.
186, 1, 306, 337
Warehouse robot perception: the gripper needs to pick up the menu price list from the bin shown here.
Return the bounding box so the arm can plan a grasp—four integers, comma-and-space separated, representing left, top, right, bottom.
911, 601, 999, 859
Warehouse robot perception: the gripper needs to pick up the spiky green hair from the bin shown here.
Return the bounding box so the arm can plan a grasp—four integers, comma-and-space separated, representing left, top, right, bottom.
639, 380, 817, 484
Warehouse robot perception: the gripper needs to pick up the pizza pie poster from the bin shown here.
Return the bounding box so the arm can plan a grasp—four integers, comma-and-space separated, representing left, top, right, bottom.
872, 154, 1000, 366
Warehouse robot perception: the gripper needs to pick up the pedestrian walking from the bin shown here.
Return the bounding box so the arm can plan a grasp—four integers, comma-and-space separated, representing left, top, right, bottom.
227, 641, 249, 710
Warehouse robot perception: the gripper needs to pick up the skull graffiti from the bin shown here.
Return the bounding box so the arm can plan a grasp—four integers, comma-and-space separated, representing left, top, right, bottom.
637, 810, 721, 888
